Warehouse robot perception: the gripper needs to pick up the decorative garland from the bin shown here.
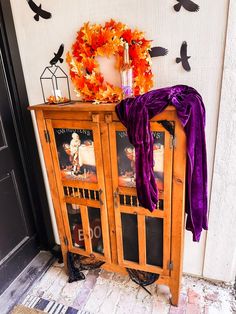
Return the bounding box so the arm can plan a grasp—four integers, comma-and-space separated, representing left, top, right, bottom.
66, 19, 153, 102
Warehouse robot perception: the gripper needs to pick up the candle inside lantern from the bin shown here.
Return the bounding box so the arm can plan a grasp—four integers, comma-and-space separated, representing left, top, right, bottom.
47, 89, 69, 104
54, 89, 62, 100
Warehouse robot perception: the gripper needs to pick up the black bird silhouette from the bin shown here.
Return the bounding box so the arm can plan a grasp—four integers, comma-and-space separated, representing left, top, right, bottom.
27, 0, 52, 21
174, 0, 200, 12
149, 47, 168, 58
176, 41, 191, 72
50, 44, 64, 65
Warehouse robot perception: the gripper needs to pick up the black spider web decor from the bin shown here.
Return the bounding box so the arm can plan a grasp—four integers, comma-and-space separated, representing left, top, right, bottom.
67, 252, 105, 283
126, 268, 159, 295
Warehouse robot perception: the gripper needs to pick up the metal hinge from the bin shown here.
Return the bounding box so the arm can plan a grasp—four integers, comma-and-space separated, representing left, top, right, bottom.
63, 236, 68, 246
170, 135, 176, 149
168, 260, 174, 271
157, 120, 176, 149
44, 130, 50, 143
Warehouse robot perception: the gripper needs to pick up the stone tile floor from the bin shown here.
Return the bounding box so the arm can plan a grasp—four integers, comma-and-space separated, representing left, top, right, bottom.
26, 262, 236, 314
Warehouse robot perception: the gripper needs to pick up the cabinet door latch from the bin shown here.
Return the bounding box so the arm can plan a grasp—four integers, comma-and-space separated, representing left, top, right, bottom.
98, 189, 103, 206
113, 187, 119, 209
168, 260, 174, 271
44, 130, 50, 143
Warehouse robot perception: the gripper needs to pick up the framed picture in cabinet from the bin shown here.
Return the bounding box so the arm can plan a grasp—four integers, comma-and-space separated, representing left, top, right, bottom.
53, 127, 97, 183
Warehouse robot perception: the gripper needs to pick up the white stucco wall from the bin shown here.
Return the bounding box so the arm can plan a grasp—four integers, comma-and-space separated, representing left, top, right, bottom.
9, 0, 232, 279
203, 0, 236, 282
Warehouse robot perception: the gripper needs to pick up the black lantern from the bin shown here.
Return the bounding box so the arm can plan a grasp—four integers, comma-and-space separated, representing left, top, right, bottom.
40, 65, 71, 104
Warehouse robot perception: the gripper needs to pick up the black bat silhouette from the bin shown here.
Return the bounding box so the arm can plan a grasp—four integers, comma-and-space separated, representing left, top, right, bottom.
50, 44, 64, 65
174, 0, 200, 12
27, 0, 52, 21
149, 47, 168, 58
176, 41, 191, 72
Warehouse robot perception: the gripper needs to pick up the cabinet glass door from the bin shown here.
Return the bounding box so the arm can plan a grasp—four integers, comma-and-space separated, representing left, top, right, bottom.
52, 127, 97, 182
46, 120, 110, 263
116, 130, 164, 191
110, 122, 173, 275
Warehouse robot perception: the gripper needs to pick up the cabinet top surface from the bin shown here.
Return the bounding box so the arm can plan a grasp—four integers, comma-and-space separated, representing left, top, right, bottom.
28, 101, 175, 112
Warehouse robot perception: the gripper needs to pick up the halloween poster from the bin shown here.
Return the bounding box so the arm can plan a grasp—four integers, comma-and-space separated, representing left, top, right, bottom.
116, 131, 164, 191
54, 128, 97, 182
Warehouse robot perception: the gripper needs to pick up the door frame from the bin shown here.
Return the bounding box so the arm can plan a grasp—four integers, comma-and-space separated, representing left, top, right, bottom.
0, 0, 54, 249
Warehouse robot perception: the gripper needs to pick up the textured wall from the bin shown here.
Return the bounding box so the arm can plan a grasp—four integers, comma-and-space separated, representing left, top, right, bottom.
203, 0, 236, 282
9, 0, 229, 277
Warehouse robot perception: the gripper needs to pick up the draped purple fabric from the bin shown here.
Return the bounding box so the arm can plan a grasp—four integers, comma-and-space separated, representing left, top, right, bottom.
115, 85, 208, 241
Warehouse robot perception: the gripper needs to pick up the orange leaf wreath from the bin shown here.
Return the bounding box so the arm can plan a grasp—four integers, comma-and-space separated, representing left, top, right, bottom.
67, 19, 154, 103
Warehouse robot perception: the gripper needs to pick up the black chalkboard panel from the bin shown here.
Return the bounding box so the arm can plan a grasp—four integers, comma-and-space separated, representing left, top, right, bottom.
146, 217, 163, 267
121, 213, 139, 263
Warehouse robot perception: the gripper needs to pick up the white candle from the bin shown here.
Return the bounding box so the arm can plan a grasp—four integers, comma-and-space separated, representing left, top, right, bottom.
54, 89, 62, 100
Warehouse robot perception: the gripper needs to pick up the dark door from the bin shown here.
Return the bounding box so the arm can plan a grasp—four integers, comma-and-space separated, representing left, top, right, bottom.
0, 48, 39, 295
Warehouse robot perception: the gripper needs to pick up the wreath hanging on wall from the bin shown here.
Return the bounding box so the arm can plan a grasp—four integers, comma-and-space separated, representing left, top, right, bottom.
66, 19, 154, 103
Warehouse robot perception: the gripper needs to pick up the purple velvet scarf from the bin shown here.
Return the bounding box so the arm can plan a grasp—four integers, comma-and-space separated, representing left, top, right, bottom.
115, 85, 208, 241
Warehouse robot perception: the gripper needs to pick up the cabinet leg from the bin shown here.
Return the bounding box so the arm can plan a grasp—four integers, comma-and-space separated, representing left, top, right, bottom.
62, 250, 68, 273
51, 244, 63, 264
169, 285, 180, 307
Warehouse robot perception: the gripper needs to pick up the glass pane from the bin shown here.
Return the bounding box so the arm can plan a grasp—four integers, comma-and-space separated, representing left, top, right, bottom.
116, 131, 164, 190
88, 207, 104, 255
66, 203, 85, 250
116, 131, 135, 187
145, 217, 163, 267
54, 128, 97, 182
121, 213, 139, 263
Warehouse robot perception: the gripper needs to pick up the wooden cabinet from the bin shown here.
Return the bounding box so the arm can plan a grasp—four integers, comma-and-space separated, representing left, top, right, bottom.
29, 102, 186, 306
